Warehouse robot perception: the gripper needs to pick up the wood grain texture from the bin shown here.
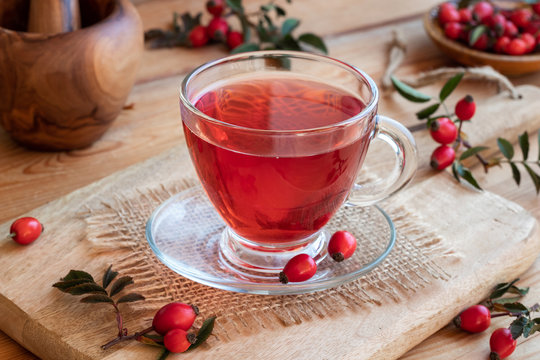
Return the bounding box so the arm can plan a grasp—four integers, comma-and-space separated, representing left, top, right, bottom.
0, 0, 143, 150
28, 0, 81, 34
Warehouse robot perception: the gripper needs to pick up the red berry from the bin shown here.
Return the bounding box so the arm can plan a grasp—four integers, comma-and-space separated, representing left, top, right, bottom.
279, 254, 317, 283
458, 8, 473, 23
505, 38, 527, 55
152, 302, 199, 335
328, 230, 357, 262
473, 1, 494, 22
439, 3, 460, 25
226, 31, 244, 50
206, 0, 225, 17
510, 8, 532, 28
533, 2, 540, 16
494, 36, 511, 54
163, 328, 196, 353
504, 20, 519, 38
430, 117, 458, 145
207, 17, 229, 41
454, 305, 491, 333
521, 33, 536, 53
188, 25, 209, 48
444, 22, 463, 40
471, 33, 489, 51
9, 217, 43, 245
430, 145, 456, 170
490, 328, 517, 359
455, 95, 476, 121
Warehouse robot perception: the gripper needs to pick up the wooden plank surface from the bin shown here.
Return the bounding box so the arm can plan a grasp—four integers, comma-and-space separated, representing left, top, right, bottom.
1, 0, 540, 358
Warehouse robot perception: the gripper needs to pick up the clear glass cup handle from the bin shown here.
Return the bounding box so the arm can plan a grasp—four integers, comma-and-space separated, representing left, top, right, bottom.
347, 115, 418, 206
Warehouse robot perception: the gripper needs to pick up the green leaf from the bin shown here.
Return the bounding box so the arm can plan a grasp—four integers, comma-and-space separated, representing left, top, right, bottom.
279, 34, 301, 51
186, 316, 216, 351
439, 72, 464, 102
391, 76, 431, 103
116, 293, 146, 304
65, 283, 108, 296
507, 285, 529, 296
230, 42, 260, 54
157, 349, 170, 360
298, 33, 328, 54
80, 294, 114, 304
109, 276, 134, 297
62, 270, 94, 282
416, 103, 440, 120
102, 265, 118, 289
492, 296, 527, 304
240, 17, 251, 42
459, 146, 488, 161
523, 163, 540, 194
256, 21, 271, 42
460, 168, 482, 190
518, 132, 529, 160
260, 4, 273, 12
469, 25, 487, 47
226, 0, 243, 13
503, 302, 530, 314
281, 18, 300, 36
523, 319, 535, 338
490, 279, 520, 299
451, 162, 461, 183
275, 5, 286, 16
510, 316, 529, 339
52, 278, 94, 291
497, 138, 514, 160
510, 162, 521, 186
138, 335, 165, 347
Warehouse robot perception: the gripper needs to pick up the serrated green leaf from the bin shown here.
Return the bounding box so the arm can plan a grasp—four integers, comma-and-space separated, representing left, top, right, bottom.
66, 283, 107, 296
469, 25, 487, 46
460, 168, 482, 190
109, 276, 133, 297
116, 293, 146, 304
518, 132, 530, 160
451, 162, 461, 183
439, 72, 464, 102
52, 278, 94, 291
102, 265, 119, 289
230, 42, 260, 54
298, 33, 328, 54
523, 163, 540, 194
510, 316, 529, 339
186, 316, 216, 352
459, 146, 489, 161
62, 270, 94, 282
281, 18, 299, 35
80, 294, 114, 304
391, 76, 431, 103
416, 103, 440, 120
226, 0, 243, 13
503, 302, 530, 314
510, 163, 521, 186
497, 138, 514, 160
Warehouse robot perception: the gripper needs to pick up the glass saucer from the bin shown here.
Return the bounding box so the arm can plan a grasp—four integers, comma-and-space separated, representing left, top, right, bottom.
146, 186, 396, 295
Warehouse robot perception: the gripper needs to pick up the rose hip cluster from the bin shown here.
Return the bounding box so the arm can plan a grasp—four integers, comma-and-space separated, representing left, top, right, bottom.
152, 302, 199, 353
454, 305, 516, 359
279, 230, 357, 284
430, 95, 476, 171
188, 0, 243, 50
438, 1, 540, 55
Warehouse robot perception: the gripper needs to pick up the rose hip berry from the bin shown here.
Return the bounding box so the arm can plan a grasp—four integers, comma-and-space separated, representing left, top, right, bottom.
471, 33, 489, 50
521, 33, 536, 53
503, 20, 519, 38
152, 302, 199, 335
472, 1, 494, 22
430, 117, 458, 145
163, 328, 197, 353
454, 95, 476, 121
206, 0, 225, 17
494, 36, 511, 54
505, 37, 527, 55
328, 230, 357, 262
9, 217, 43, 245
444, 22, 463, 40
207, 17, 229, 41
430, 145, 456, 170
490, 328, 517, 359
188, 25, 209, 48
453, 304, 491, 333
279, 254, 317, 284
438, 3, 460, 25
534, 2, 540, 16
459, 8, 473, 23
510, 8, 533, 29
226, 31, 244, 50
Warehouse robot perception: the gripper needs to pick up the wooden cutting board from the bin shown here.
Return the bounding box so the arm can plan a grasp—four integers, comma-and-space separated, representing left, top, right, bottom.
0, 138, 539, 360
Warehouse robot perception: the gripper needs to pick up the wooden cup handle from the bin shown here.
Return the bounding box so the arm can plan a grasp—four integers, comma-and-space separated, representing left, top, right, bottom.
28, 0, 80, 34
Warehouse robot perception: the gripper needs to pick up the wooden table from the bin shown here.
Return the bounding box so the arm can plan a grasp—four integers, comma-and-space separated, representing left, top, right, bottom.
1, 0, 540, 359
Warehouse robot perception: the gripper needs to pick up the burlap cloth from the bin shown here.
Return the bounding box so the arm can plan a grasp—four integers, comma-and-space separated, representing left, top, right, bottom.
83, 178, 459, 347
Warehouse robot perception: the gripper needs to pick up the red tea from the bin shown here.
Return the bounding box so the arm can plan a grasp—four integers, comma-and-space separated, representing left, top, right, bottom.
183, 76, 372, 244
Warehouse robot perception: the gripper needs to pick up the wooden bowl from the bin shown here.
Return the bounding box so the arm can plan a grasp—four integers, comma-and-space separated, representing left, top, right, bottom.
0, 0, 143, 150
423, 4, 540, 76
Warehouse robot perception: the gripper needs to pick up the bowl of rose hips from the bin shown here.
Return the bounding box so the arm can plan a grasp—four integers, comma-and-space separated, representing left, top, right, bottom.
424, 0, 540, 75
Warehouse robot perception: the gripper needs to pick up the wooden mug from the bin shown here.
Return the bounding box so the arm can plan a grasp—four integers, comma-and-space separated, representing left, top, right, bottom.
0, 0, 143, 150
